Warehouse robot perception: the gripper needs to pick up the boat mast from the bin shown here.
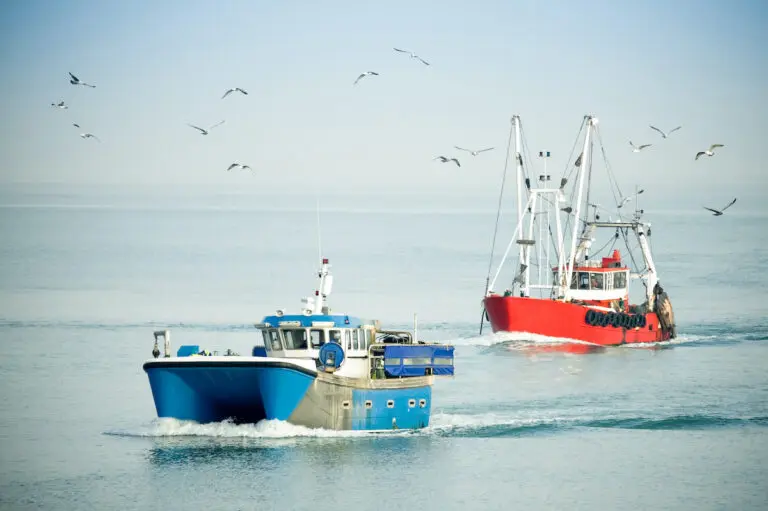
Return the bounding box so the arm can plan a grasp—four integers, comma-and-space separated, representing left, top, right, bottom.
563, 116, 595, 301
513, 115, 525, 295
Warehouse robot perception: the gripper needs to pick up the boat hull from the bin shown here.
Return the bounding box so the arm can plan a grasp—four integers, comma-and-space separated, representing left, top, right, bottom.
483, 295, 671, 346
144, 357, 433, 430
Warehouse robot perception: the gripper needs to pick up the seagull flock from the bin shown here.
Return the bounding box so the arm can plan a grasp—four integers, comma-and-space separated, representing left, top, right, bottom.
626, 124, 733, 216
52, 61, 735, 214
52, 72, 254, 173
350, 48, 494, 169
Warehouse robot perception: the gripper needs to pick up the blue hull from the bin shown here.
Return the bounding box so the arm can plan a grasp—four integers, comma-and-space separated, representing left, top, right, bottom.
144, 359, 433, 430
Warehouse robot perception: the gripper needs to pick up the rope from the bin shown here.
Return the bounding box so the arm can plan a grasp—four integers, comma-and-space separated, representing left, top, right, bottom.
483, 118, 516, 294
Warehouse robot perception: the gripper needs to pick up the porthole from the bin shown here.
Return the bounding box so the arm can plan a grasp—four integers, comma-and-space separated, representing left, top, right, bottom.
386, 400, 394, 409
342, 400, 350, 409
408, 399, 416, 408
418, 399, 427, 408
364, 400, 372, 409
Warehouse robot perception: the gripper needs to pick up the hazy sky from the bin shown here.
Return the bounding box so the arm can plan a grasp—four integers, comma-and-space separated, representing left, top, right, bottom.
1, 0, 766, 199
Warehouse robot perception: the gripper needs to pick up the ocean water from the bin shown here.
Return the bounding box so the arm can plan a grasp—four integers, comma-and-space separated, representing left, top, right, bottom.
0, 186, 767, 510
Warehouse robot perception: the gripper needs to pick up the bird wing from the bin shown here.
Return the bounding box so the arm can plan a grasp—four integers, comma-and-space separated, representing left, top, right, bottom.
222, 89, 234, 99
721, 197, 737, 211
73, 123, 80, 128
451, 159, 460, 167
639, 144, 652, 150
454, 146, 471, 153
353, 74, 365, 85
417, 57, 430, 65
241, 165, 251, 170
236, 88, 248, 95
433, 156, 447, 161
629, 141, 637, 149
669, 126, 682, 134
393, 48, 409, 53
227, 163, 238, 171
187, 124, 206, 133
83, 83, 96, 88
209, 120, 225, 130
703, 207, 721, 215
477, 147, 494, 153
368, 71, 379, 76
69, 72, 79, 82
649, 125, 665, 137
695, 151, 705, 160
710, 143, 724, 150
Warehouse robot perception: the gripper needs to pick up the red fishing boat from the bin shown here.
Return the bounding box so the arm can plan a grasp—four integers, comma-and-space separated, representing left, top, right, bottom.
481, 115, 676, 346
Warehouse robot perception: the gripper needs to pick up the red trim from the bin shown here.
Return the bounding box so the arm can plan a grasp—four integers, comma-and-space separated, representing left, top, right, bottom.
484, 295, 669, 346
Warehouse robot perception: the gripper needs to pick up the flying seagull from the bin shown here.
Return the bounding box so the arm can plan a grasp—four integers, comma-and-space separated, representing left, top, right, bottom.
222, 87, 248, 99
393, 48, 430, 66
353, 71, 379, 85
226, 163, 252, 171
629, 141, 652, 153
80, 133, 100, 142
695, 143, 724, 160
618, 189, 644, 208
649, 125, 681, 139
72, 123, 80, 128
69, 72, 95, 88
454, 146, 494, 156
433, 156, 460, 167
51, 101, 68, 109
187, 120, 225, 135
703, 198, 736, 216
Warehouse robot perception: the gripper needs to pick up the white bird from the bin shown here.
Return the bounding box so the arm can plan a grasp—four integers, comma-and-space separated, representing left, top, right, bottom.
222, 87, 248, 99
69, 72, 95, 88
617, 189, 644, 208
226, 163, 252, 171
454, 146, 494, 156
187, 120, 225, 135
695, 144, 724, 160
629, 141, 652, 152
703, 197, 736, 216
353, 71, 379, 85
393, 48, 430, 66
80, 133, 100, 142
649, 125, 681, 139
433, 156, 460, 167
51, 101, 68, 109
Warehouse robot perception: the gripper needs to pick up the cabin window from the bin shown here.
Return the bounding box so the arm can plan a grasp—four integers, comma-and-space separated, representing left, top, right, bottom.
267, 330, 282, 351
344, 329, 352, 350
590, 273, 604, 290
578, 272, 590, 290
352, 329, 360, 350
614, 271, 627, 289
310, 329, 325, 348
329, 329, 342, 345
283, 329, 308, 350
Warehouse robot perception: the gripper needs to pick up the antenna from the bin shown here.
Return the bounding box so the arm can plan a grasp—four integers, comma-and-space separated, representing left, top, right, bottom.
316, 197, 323, 262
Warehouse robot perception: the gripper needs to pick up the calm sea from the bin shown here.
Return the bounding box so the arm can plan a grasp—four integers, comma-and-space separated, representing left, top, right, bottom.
1, 185, 766, 510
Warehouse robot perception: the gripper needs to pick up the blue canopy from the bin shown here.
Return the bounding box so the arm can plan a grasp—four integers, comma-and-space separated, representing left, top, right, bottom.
383, 344, 455, 377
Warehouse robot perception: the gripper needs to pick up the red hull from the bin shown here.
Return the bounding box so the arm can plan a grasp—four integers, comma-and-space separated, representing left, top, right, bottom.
484, 295, 670, 346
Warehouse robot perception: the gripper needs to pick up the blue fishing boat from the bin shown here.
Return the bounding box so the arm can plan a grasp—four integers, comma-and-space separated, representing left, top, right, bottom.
143, 258, 455, 431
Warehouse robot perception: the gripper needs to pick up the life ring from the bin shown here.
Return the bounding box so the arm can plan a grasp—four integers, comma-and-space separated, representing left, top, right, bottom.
606, 312, 618, 328
585, 309, 597, 325
638, 315, 647, 328
598, 312, 608, 327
